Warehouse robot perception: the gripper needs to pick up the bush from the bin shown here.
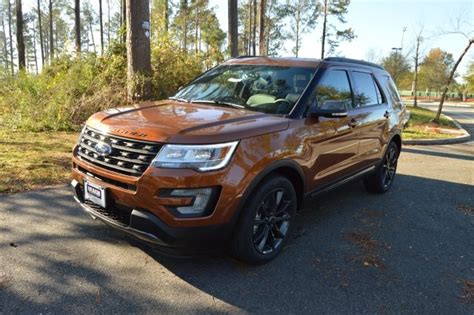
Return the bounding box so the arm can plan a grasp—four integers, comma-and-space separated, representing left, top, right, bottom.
0, 39, 208, 131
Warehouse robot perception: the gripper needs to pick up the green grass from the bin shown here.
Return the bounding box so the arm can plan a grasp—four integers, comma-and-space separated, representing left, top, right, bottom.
0, 130, 78, 193
402, 106, 460, 140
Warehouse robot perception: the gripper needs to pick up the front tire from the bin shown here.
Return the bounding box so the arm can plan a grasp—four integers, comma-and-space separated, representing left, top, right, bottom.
364, 141, 399, 193
230, 175, 297, 264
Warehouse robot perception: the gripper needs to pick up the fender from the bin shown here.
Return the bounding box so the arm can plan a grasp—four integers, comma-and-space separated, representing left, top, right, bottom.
227, 159, 306, 231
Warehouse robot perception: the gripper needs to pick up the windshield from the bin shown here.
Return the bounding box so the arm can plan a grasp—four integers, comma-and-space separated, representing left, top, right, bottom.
172, 64, 316, 115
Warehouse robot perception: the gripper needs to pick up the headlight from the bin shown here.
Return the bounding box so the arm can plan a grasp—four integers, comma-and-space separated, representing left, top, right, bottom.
151, 141, 239, 172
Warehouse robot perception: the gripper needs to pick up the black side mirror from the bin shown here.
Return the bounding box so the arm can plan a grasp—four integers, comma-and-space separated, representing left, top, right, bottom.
309, 100, 348, 118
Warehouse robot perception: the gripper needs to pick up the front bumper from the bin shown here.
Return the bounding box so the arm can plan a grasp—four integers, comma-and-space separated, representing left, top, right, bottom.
71, 179, 233, 249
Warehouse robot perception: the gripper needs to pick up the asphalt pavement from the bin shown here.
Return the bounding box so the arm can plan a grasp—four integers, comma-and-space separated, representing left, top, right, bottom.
1, 103, 473, 314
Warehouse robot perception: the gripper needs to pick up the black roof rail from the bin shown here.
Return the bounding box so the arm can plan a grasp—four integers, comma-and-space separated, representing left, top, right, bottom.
236, 55, 259, 59
323, 57, 385, 70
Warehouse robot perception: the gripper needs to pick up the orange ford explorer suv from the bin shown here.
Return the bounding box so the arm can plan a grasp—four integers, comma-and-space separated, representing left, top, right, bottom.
71, 57, 406, 264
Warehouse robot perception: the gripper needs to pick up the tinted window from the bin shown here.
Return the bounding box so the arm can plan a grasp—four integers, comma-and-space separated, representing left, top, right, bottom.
309, 70, 353, 110
352, 71, 382, 107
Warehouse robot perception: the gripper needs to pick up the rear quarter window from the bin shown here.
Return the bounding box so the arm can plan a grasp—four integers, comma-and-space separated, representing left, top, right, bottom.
383, 75, 403, 109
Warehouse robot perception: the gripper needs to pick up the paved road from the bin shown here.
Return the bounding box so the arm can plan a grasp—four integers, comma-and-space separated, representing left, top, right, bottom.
1, 104, 473, 314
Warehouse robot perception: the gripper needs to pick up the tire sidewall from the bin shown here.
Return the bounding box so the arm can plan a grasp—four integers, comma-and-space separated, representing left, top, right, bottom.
233, 175, 297, 264
378, 141, 399, 191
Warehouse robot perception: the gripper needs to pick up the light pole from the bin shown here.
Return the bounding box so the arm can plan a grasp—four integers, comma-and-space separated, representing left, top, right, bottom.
392, 47, 402, 81
401, 26, 407, 50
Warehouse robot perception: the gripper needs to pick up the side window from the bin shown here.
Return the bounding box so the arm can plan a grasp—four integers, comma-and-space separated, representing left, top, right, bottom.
309, 70, 353, 111
384, 75, 402, 109
352, 71, 383, 107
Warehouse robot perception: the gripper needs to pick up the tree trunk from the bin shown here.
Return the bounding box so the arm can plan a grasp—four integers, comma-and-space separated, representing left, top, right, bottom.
32, 27, 38, 74
434, 39, 473, 123
258, 0, 266, 55
181, 0, 187, 52
89, 17, 96, 53
252, 0, 257, 55
295, 8, 300, 57
413, 36, 421, 108
1, 11, 9, 69
99, 0, 103, 54
107, 0, 110, 46
247, 0, 252, 55
228, 0, 238, 57
121, 0, 126, 43
15, 0, 25, 70
126, 0, 152, 101
195, 4, 198, 54
37, 0, 44, 67
48, 0, 53, 62
164, 0, 168, 32
74, 0, 80, 54
8, 0, 14, 75
321, 0, 328, 59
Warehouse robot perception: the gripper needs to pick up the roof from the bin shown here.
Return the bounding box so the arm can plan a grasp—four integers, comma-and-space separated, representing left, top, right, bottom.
224, 56, 321, 68
224, 56, 385, 71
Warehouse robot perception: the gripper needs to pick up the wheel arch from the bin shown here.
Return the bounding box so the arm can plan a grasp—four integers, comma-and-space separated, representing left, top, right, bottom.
229, 159, 306, 231
389, 133, 402, 155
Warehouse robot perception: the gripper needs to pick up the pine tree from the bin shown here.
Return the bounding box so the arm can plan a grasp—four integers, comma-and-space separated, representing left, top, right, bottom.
320, 0, 354, 58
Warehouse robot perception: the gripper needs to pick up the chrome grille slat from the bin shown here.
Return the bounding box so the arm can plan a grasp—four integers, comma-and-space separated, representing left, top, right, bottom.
77, 126, 162, 177
77, 151, 142, 175
110, 143, 158, 155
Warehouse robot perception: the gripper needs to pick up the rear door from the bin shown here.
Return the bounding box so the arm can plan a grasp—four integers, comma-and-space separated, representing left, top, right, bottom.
349, 69, 390, 167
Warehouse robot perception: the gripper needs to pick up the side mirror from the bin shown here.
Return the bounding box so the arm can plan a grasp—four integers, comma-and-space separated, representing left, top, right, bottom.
309, 100, 348, 118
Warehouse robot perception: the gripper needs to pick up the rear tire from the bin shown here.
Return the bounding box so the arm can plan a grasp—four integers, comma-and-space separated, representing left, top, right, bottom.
364, 141, 399, 194
230, 175, 297, 264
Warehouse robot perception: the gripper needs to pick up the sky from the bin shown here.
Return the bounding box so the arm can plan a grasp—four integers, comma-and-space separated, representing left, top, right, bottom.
209, 0, 474, 77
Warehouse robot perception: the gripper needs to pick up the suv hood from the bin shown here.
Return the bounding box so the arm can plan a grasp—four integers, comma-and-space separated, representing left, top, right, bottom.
86, 100, 290, 144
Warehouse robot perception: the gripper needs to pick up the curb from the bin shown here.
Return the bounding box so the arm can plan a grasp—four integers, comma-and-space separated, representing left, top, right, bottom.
402, 111, 471, 145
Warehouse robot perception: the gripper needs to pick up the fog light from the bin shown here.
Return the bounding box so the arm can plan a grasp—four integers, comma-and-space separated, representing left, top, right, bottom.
170, 188, 213, 216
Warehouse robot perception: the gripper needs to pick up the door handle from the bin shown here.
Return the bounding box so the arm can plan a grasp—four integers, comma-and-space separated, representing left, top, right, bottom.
348, 118, 359, 128
384, 111, 391, 119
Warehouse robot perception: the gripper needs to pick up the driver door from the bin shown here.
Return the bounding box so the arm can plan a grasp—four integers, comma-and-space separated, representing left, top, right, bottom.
305, 68, 361, 191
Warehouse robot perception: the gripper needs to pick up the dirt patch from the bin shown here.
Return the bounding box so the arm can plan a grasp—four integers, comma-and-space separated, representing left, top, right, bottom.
459, 279, 474, 305
345, 231, 386, 270
457, 204, 474, 216
0, 271, 12, 289
345, 232, 378, 251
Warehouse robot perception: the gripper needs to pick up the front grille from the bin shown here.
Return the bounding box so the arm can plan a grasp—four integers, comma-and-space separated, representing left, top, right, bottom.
77, 126, 162, 177
84, 200, 133, 227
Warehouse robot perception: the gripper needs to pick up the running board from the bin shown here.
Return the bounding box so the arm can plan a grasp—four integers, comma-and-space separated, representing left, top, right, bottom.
307, 165, 376, 198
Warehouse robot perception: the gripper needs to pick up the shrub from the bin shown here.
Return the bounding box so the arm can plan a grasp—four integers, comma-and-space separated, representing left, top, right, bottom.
0, 39, 208, 131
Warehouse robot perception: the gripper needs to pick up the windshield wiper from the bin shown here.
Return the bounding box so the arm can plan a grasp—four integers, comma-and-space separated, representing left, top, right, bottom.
168, 96, 190, 103
190, 99, 245, 109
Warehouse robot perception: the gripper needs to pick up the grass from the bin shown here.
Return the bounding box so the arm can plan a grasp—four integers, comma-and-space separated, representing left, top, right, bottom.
402, 106, 461, 140
0, 130, 78, 193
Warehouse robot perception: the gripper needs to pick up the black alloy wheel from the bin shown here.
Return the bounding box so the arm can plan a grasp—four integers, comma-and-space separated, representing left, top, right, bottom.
253, 188, 292, 254
231, 175, 297, 264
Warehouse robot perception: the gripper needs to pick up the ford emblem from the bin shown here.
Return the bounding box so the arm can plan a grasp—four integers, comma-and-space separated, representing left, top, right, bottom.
94, 142, 112, 156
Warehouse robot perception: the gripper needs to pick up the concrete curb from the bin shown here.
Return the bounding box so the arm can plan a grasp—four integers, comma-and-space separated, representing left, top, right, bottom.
402, 111, 471, 145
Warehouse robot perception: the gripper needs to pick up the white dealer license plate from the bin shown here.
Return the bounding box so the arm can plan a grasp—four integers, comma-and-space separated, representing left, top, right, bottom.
84, 181, 107, 208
